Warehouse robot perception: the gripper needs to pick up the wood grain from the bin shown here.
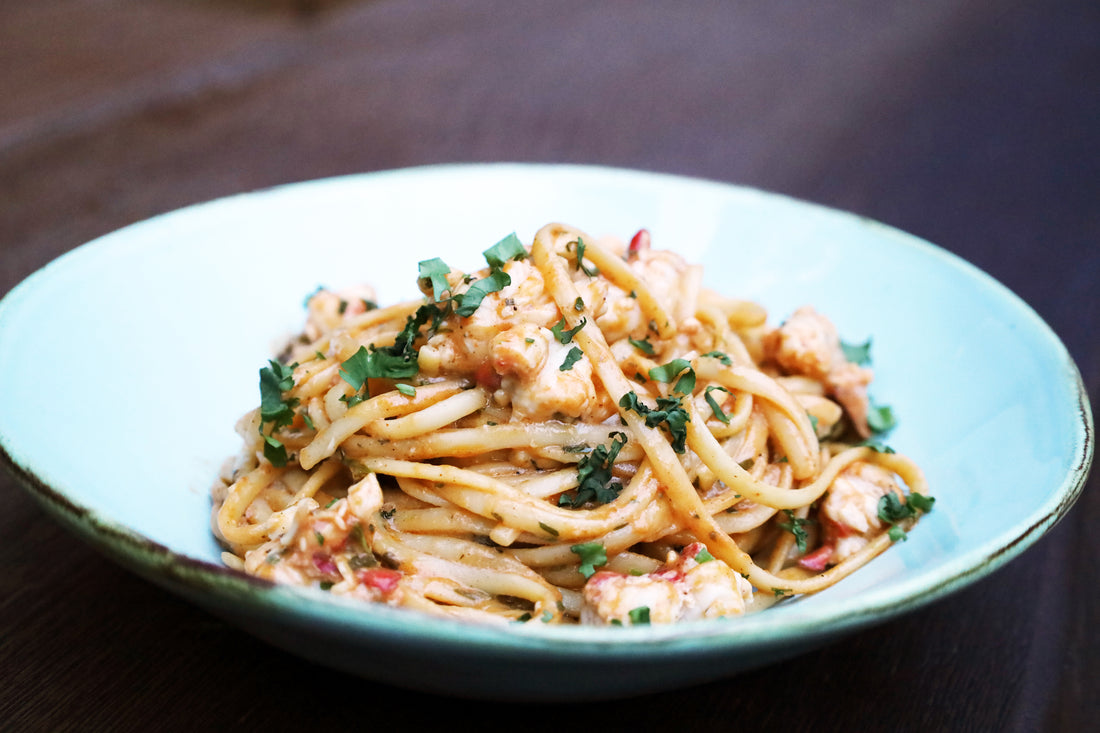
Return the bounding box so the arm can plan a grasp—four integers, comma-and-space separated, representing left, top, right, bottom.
1, 1, 1096, 729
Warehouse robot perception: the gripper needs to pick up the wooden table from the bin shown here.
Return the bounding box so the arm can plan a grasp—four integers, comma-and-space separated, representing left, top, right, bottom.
2, 1, 1096, 729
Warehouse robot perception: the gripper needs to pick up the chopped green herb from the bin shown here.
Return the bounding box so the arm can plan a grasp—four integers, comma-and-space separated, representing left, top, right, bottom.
539, 522, 560, 537
259, 360, 297, 427
877, 491, 935, 541
559, 432, 628, 508
701, 350, 732, 366
349, 554, 377, 570
560, 346, 583, 371
772, 588, 791, 597
628, 338, 656, 355
888, 525, 908, 542
314, 350, 327, 361
704, 385, 731, 425
571, 541, 607, 578
350, 524, 369, 552
562, 444, 590, 454
647, 358, 692, 385
569, 237, 599, 277
619, 391, 691, 454
482, 232, 527, 268
550, 317, 586, 344
908, 493, 936, 513
514, 613, 532, 623
261, 432, 288, 468
856, 438, 896, 454
417, 257, 452, 301
337, 298, 348, 315
778, 509, 812, 553
694, 547, 715, 563
808, 413, 820, 433
395, 383, 417, 397
525, 338, 535, 344
628, 606, 651, 625
867, 399, 897, 433
324, 497, 339, 509
454, 268, 511, 317
257, 359, 299, 467
541, 610, 554, 623
319, 581, 334, 591
314, 531, 325, 546
841, 337, 873, 365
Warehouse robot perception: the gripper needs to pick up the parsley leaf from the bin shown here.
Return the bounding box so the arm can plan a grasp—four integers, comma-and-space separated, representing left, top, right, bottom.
628, 337, 656, 355
395, 383, 416, 396
569, 237, 599, 277
560, 346, 583, 371
877, 492, 935, 541
778, 509, 813, 553
454, 268, 511, 317
867, 399, 897, 433
648, 358, 692, 385
841, 338, 873, 365
704, 385, 731, 425
571, 542, 608, 579
701, 350, 732, 366
619, 391, 691, 453
482, 232, 527, 268
559, 432, 627, 508
628, 606, 651, 625
417, 257, 452, 301
550, 316, 586, 344
259, 360, 297, 428
694, 547, 715, 563
258, 360, 299, 467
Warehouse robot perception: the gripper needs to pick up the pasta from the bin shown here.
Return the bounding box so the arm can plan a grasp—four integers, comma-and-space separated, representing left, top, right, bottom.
211, 223, 933, 626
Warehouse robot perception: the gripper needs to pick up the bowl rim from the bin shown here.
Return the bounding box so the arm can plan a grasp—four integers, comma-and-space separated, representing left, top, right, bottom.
0, 161, 1093, 657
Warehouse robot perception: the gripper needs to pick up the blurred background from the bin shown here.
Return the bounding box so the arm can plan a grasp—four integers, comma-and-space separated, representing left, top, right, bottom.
1, 1, 1096, 730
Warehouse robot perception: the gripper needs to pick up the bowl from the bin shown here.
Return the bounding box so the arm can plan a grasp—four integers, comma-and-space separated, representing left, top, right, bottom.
0, 163, 1091, 700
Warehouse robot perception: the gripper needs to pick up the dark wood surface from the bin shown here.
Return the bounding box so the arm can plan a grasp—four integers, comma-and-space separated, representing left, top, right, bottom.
2, 1, 1097, 729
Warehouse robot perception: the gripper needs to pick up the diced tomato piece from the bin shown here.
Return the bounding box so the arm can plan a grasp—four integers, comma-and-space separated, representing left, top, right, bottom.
627, 229, 651, 259
357, 568, 402, 594
798, 544, 834, 571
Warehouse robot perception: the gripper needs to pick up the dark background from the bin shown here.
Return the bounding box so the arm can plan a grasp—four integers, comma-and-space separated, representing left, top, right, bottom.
2, 1, 1096, 730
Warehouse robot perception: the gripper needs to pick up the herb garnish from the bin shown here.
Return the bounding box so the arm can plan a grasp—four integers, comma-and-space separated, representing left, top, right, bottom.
701, 350, 732, 365
628, 337, 656, 355
570, 541, 607, 578
778, 509, 812, 553
878, 492, 935, 541
559, 432, 628, 508
628, 606, 651, 625
418, 257, 452, 301
619, 391, 691, 454
560, 347, 583, 371
704, 385, 731, 425
258, 359, 299, 466
694, 547, 715, 564
867, 399, 897, 433
568, 237, 599, 277
840, 337, 873, 365
550, 316, 586, 344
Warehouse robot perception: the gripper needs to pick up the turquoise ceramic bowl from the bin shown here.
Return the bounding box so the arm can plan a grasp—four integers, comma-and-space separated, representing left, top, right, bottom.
0, 164, 1091, 700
